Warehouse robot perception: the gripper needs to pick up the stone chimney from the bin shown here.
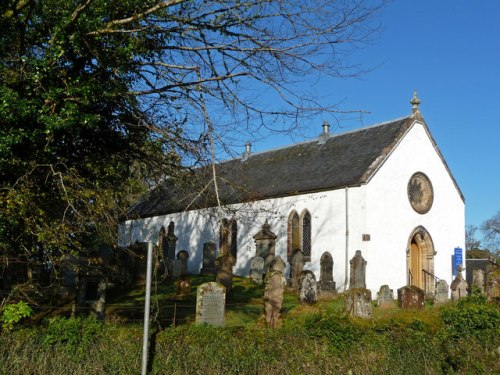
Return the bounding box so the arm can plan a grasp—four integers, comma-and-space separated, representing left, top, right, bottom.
241, 141, 252, 161
318, 120, 330, 144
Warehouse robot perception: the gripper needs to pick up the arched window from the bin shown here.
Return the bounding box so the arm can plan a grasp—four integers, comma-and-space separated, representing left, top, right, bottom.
287, 211, 300, 261
230, 219, 238, 259
301, 210, 311, 261
220, 218, 237, 258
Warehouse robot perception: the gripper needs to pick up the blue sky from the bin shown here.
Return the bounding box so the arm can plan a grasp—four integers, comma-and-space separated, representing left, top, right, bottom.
248, 1, 499, 230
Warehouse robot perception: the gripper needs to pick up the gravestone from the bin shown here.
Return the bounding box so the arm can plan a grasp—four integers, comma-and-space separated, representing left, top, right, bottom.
299, 270, 318, 304
215, 254, 235, 295
472, 269, 485, 293
349, 250, 367, 289
318, 251, 336, 296
434, 279, 449, 305
397, 285, 424, 309
164, 221, 178, 261
263, 270, 286, 328
249, 256, 265, 285
270, 255, 286, 273
76, 277, 107, 320
174, 275, 192, 301
290, 250, 305, 288
177, 250, 189, 276
377, 285, 394, 308
196, 282, 225, 326
253, 221, 277, 273
200, 241, 216, 276
345, 288, 372, 318
450, 271, 468, 302
171, 260, 183, 280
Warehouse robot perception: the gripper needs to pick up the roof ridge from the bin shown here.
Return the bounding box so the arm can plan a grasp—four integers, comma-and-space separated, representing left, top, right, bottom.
235, 115, 411, 161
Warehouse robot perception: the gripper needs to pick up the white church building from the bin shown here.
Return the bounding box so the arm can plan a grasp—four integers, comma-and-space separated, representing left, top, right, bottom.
119, 94, 465, 295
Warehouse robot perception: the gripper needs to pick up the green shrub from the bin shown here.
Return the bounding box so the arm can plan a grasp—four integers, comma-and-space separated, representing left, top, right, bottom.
0, 301, 33, 331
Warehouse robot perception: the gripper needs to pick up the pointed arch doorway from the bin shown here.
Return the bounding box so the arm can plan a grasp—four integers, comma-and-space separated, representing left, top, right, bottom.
407, 226, 436, 295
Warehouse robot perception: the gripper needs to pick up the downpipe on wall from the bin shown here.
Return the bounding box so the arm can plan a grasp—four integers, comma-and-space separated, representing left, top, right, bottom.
344, 187, 349, 291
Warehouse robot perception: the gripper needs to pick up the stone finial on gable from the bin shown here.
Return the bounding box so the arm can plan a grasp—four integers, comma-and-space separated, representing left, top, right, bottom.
410, 90, 422, 118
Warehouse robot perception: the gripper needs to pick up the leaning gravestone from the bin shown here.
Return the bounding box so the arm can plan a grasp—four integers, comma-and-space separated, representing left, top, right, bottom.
200, 241, 217, 276
263, 270, 286, 328
196, 282, 225, 326
318, 251, 336, 296
434, 279, 449, 305
270, 255, 286, 274
299, 270, 318, 304
249, 256, 265, 285
377, 285, 394, 308
290, 250, 305, 288
345, 288, 372, 318
450, 272, 468, 302
472, 269, 485, 294
177, 250, 189, 276
397, 285, 424, 309
349, 250, 367, 289
215, 254, 235, 295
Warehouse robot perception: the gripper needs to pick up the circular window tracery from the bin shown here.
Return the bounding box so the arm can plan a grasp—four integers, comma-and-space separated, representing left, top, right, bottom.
408, 172, 434, 214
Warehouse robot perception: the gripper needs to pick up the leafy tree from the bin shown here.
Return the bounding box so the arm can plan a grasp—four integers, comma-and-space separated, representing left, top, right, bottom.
0, 0, 384, 284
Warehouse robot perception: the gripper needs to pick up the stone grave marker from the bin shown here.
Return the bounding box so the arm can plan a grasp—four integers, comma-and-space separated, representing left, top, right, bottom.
215, 254, 235, 294
290, 250, 305, 288
171, 260, 183, 280
253, 221, 277, 274
200, 241, 216, 276
377, 285, 394, 308
345, 288, 372, 318
196, 282, 226, 326
177, 250, 189, 276
318, 251, 336, 296
263, 270, 286, 329
249, 256, 265, 285
397, 285, 424, 309
472, 269, 485, 293
299, 270, 318, 304
270, 255, 286, 273
349, 250, 367, 289
434, 279, 449, 305
450, 271, 468, 302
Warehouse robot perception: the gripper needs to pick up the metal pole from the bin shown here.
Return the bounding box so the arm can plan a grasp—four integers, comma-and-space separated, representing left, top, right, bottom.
344, 187, 349, 291
141, 241, 153, 375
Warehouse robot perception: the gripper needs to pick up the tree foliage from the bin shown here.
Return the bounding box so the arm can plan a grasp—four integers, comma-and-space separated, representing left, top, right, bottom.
481, 210, 500, 252
0, 0, 384, 269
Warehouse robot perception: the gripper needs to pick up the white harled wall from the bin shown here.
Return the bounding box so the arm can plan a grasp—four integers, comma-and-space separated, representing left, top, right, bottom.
118, 120, 464, 295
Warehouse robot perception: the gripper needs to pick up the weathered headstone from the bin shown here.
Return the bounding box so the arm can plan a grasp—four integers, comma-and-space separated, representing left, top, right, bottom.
196, 282, 225, 326
164, 221, 178, 261
253, 221, 277, 274
450, 271, 468, 302
318, 251, 336, 296
345, 288, 372, 318
434, 279, 449, 305
177, 250, 189, 276
270, 255, 286, 273
472, 269, 485, 294
349, 250, 367, 289
174, 275, 192, 301
200, 241, 216, 276
171, 260, 183, 280
263, 270, 286, 328
215, 254, 235, 294
299, 270, 318, 304
377, 285, 394, 308
249, 256, 265, 285
290, 250, 305, 288
397, 285, 425, 309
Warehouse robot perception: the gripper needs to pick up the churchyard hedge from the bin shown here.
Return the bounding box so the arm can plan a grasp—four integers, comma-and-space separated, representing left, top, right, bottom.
1, 292, 498, 374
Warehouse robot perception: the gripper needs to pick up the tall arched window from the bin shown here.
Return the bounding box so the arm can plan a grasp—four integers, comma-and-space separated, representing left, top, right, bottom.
287, 211, 300, 261
230, 219, 238, 259
301, 210, 311, 261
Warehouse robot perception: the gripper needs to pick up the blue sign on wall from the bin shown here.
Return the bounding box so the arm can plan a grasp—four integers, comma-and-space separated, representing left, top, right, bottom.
452, 247, 463, 276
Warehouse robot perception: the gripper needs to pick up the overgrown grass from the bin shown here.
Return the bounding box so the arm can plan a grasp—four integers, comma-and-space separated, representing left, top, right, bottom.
1, 278, 499, 374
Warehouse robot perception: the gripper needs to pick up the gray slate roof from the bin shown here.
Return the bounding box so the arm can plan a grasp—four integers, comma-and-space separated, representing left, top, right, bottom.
127, 115, 461, 219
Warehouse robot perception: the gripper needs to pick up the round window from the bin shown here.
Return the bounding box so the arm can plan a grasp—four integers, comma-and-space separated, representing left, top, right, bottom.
408, 172, 434, 214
